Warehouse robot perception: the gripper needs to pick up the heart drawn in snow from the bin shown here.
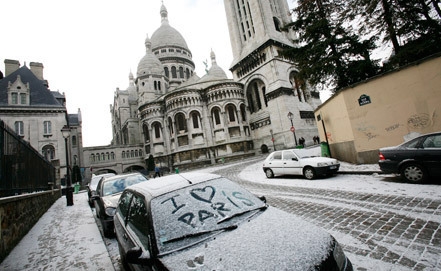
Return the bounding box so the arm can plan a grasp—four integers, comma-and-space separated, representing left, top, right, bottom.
190, 186, 215, 203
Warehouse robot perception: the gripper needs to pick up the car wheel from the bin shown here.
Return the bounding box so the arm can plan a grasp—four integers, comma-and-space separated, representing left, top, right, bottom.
118, 241, 130, 271
101, 219, 114, 238
265, 169, 274, 178
303, 167, 316, 180
401, 163, 426, 183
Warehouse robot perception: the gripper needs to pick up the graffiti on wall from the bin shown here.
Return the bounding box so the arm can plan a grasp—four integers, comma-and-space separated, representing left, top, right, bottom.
385, 123, 401, 132
407, 113, 430, 129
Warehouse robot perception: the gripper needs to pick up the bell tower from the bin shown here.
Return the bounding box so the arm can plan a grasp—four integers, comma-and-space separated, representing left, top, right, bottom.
223, 0, 320, 149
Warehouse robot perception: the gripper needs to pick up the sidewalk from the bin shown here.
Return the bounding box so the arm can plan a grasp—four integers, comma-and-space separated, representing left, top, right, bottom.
0, 191, 114, 271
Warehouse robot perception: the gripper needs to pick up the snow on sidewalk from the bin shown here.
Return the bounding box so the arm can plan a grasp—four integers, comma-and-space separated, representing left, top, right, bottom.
0, 191, 113, 271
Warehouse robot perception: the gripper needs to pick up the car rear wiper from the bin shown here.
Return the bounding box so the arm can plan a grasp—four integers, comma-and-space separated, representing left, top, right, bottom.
162, 224, 238, 244
217, 205, 267, 225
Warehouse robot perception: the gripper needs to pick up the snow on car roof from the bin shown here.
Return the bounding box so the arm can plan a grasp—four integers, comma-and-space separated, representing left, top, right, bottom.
126, 172, 221, 199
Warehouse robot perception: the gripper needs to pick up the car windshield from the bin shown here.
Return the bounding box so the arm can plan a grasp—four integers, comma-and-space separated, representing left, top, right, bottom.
292, 149, 319, 159
151, 177, 266, 254
102, 175, 147, 196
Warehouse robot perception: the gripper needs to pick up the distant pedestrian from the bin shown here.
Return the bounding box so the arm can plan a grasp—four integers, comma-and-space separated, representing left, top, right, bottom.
300, 137, 305, 147
154, 165, 161, 178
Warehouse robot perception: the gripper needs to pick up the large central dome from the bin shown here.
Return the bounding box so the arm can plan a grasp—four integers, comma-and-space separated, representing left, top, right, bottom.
151, 4, 189, 50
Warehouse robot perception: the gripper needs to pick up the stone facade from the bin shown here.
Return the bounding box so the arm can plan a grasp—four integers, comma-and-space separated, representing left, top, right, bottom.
0, 60, 83, 187
84, 0, 321, 179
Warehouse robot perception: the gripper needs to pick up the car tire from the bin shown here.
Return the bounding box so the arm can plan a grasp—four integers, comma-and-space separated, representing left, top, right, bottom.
303, 167, 316, 180
401, 163, 426, 183
101, 219, 114, 238
118, 241, 130, 271
265, 169, 274, 178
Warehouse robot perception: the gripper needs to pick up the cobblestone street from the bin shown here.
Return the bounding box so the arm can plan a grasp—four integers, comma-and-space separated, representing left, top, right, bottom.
213, 160, 441, 271
96, 157, 441, 270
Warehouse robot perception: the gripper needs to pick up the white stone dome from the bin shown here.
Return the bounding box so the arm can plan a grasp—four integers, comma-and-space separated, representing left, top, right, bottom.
151, 4, 189, 50
137, 35, 164, 77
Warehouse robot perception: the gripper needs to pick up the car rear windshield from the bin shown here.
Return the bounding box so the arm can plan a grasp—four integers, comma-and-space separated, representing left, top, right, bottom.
102, 175, 147, 196
151, 177, 265, 254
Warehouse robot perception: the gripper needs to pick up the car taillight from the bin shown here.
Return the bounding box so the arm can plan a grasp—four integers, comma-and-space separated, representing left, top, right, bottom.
379, 152, 385, 160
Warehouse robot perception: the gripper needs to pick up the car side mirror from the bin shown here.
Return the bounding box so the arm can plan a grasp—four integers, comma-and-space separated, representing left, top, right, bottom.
126, 246, 151, 265
291, 157, 298, 161
91, 195, 99, 201
258, 195, 267, 203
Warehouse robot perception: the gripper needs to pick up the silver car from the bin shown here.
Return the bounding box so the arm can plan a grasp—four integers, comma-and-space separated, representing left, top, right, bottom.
114, 173, 352, 270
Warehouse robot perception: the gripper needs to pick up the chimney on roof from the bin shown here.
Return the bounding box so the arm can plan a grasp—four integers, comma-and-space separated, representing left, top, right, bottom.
30, 62, 44, 80
4, 59, 20, 76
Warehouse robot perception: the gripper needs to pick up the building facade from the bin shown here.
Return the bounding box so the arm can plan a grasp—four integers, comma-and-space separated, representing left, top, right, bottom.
84, 0, 322, 179
0, 60, 83, 187
314, 54, 441, 164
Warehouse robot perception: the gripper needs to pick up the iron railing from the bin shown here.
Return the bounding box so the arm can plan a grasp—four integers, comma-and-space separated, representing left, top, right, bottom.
0, 119, 55, 197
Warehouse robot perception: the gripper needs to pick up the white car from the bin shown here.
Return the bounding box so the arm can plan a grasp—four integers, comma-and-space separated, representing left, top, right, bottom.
262, 149, 340, 179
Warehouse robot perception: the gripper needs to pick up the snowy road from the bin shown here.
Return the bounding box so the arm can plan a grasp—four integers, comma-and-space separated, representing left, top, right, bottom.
99, 156, 441, 271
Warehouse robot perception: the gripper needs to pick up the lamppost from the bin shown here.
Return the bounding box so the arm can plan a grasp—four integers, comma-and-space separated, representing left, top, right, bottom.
287, 112, 298, 146
61, 125, 73, 206
270, 129, 276, 151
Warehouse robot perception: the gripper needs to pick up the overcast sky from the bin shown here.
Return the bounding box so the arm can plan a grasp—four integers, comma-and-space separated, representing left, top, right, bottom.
1, 0, 245, 146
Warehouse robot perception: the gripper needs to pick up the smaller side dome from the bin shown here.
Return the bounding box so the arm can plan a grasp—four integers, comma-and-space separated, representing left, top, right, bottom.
137, 34, 164, 77
199, 50, 228, 82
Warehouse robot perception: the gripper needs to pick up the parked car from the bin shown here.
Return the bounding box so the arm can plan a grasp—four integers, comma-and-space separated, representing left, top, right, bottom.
114, 173, 353, 271
86, 173, 116, 207
379, 131, 441, 183
93, 172, 149, 237
262, 149, 340, 179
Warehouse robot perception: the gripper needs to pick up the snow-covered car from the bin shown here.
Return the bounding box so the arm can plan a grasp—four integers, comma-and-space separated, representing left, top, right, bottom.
262, 149, 340, 179
93, 172, 148, 237
86, 173, 115, 207
379, 131, 441, 183
114, 173, 353, 271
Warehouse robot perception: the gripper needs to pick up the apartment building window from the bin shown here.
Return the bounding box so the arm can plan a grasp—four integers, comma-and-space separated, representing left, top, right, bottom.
43, 121, 52, 135
20, 93, 27, 104
11, 93, 18, 104
15, 121, 24, 136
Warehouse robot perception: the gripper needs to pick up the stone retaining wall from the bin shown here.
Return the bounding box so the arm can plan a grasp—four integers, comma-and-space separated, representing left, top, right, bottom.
0, 190, 61, 263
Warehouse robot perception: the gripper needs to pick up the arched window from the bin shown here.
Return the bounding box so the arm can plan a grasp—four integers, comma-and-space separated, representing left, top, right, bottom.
179, 67, 184, 78
154, 81, 157, 90
226, 105, 236, 122
72, 135, 77, 146
168, 117, 174, 135
153, 122, 162, 139
122, 151, 125, 158
191, 111, 201, 129
143, 124, 150, 143
273, 17, 281, 32
164, 67, 169, 78
90, 154, 95, 163
111, 152, 115, 159
42, 145, 55, 160
186, 68, 190, 79
240, 104, 247, 121
246, 80, 265, 113
171, 66, 177, 78
212, 107, 221, 126
175, 113, 187, 133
